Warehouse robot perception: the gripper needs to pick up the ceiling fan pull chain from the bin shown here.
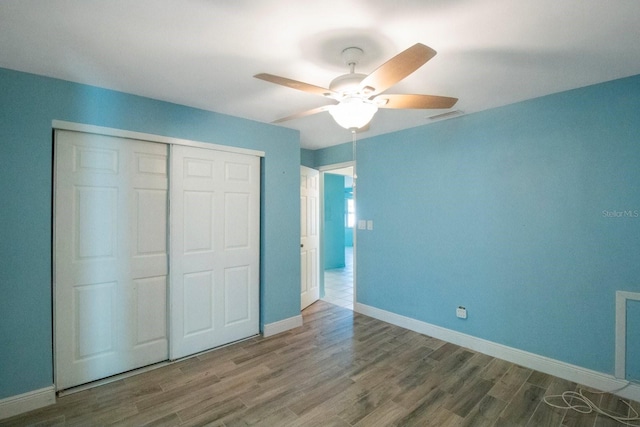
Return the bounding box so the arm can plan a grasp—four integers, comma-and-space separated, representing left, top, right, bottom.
352, 130, 358, 186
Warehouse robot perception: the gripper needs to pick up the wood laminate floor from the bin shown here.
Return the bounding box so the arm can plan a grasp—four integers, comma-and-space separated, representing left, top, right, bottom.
2, 301, 639, 426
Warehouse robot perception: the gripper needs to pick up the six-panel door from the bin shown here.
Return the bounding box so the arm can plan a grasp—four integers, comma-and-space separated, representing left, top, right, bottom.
54, 130, 169, 390
300, 166, 319, 310
169, 145, 260, 359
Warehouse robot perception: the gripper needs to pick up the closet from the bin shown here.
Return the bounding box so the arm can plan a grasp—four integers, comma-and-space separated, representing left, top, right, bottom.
53, 127, 260, 390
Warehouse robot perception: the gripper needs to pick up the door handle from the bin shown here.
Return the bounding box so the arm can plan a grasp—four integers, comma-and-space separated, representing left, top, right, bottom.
300, 244, 304, 248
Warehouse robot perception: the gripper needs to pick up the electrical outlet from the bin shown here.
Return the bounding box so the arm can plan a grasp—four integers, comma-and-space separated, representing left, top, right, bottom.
456, 306, 467, 319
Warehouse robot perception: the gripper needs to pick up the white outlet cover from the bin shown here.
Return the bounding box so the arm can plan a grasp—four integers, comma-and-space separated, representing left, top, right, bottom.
456, 307, 467, 319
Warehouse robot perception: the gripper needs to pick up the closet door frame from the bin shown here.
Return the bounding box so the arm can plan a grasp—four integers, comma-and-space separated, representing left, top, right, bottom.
52, 120, 264, 390
52, 121, 264, 159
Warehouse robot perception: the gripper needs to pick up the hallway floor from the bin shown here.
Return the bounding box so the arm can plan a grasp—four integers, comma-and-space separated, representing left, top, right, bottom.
322, 247, 353, 309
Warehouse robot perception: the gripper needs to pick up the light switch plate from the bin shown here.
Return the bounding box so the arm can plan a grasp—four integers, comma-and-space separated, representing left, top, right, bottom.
358, 220, 366, 230
367, 220, 374, 230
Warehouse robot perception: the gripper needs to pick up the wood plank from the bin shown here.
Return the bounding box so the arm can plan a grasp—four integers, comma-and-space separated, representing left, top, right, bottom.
353, 400, 409, 427
335, 378, 401, 424
495, 382, 545, 426
462, 394, 508, 425
527, 377, 573, 426
444, 375, 495, 418
393, 387, 450, 425
488, 364, 533, 401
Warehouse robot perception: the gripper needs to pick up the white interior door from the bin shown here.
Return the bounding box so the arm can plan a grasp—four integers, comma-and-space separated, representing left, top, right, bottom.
54, 130, 168, 390
170, 145, 260, 359
300, 166, 320, 309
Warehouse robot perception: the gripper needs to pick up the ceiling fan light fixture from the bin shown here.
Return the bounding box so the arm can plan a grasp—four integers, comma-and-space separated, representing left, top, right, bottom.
329, 97, 378, 130
256, 43, 454, 132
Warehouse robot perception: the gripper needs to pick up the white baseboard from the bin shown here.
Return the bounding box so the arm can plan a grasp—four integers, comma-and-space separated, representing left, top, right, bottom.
0, 386, 56, 420
263, 314, 303, 337
355, 302, 640, 403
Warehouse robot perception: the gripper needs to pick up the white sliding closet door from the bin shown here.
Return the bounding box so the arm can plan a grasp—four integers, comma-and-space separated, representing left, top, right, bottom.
170, 145, 260, 359
54, 130, 168, 390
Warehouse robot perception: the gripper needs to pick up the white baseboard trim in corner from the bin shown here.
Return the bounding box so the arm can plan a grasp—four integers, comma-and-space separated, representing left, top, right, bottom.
355, 303, 640, 403
263, 314, 303, 337
0, 386, 55, 420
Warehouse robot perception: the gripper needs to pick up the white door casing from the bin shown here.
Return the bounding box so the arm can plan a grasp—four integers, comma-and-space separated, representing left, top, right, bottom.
170, 145, 260, 359
54, 130, 169, 390
300, 166, 320, 310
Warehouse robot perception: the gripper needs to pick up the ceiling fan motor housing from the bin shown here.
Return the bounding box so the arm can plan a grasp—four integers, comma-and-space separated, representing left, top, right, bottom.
328, 47, 368, 95
329, 73, 367, 94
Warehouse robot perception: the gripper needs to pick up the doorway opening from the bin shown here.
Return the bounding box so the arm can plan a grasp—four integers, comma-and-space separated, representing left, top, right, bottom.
320, 164, 355, 310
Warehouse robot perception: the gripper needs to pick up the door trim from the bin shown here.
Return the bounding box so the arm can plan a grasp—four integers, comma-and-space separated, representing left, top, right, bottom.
52, 120, 265, 158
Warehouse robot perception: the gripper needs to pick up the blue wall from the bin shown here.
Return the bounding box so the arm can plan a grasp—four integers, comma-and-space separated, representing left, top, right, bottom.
0, 68, 301, 400
324, 173, 346, 269
319, 74, 640, 377
313, 142, 353, 166
300, 148, 315, 167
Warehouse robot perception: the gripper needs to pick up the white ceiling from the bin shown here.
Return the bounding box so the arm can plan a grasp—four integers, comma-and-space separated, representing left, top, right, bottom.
1, 0, 639, 150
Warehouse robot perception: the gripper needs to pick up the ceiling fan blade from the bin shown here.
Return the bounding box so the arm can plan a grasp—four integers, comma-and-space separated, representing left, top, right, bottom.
359, 43, 437, 96
374, 94, 458, 109
272, 104, 335, 124
254, 73, 337, 98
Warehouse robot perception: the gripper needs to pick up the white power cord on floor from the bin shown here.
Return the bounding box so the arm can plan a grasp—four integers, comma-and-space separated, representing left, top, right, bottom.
543, 386, 640, 426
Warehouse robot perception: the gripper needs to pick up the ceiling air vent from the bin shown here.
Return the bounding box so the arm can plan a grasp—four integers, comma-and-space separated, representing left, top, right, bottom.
427, 109, 464, 121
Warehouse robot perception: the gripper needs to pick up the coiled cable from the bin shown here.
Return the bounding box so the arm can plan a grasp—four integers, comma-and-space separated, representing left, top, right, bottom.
543, 387, 640, 426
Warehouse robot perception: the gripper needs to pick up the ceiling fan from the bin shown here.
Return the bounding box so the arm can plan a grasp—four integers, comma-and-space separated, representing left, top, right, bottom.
254, 43, 458, 131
